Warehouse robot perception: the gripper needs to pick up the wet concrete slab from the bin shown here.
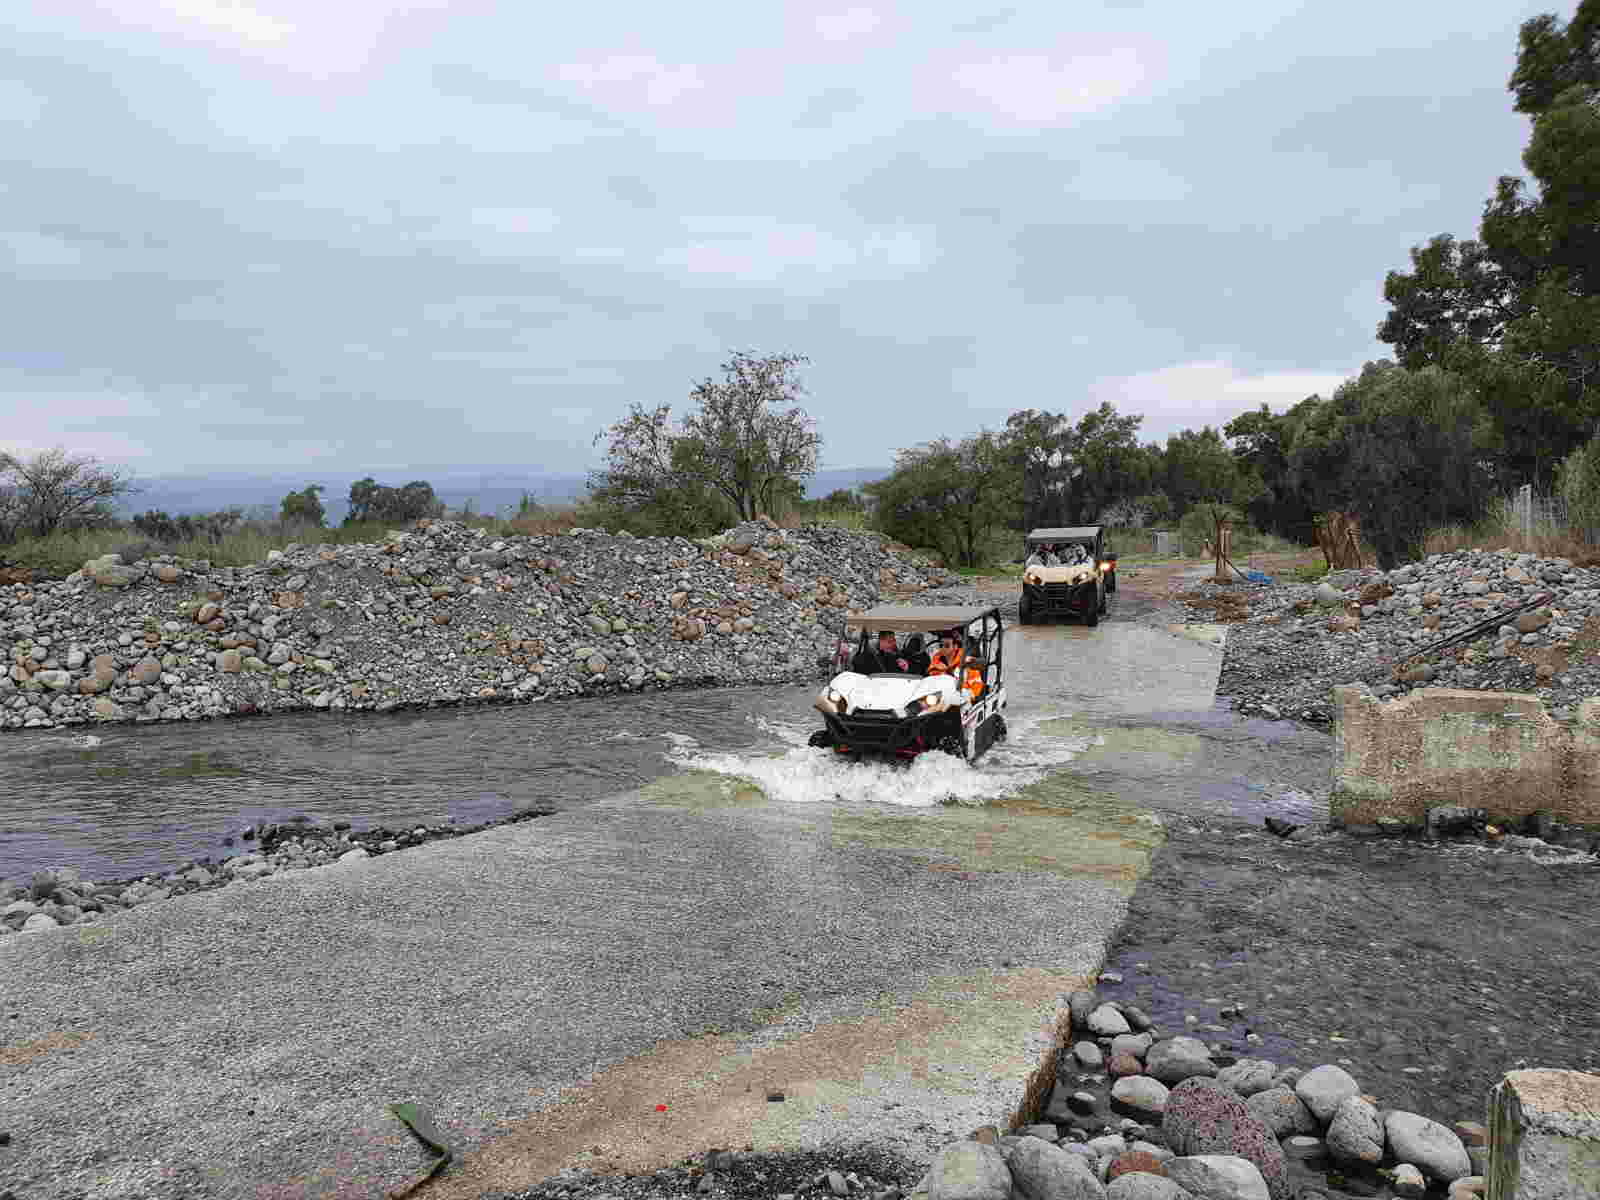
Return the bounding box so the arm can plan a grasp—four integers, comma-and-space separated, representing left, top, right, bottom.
0, 773, 1149, 1200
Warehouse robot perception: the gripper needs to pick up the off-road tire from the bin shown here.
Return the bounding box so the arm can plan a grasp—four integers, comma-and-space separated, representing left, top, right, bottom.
1085, 602, 1099, 628
993, 715, 1008, 743
1017, 594, 1032, 625
1106, 570, 1117, 594
936, 734, 966, 759
808, 730, 834, 748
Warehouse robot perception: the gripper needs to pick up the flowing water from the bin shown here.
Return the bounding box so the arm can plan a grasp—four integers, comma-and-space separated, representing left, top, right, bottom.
0, 617, 1334, 883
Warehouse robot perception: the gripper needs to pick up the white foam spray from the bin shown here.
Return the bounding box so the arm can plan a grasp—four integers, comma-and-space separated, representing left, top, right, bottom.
663, 707, 1091, 808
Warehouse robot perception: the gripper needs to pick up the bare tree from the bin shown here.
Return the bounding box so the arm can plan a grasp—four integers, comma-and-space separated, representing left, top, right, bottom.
679, 351, 821, 520
0, 447, 139, 540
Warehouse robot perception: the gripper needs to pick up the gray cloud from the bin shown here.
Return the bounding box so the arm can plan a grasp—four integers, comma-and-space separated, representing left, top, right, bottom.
0, 1, 1572, 477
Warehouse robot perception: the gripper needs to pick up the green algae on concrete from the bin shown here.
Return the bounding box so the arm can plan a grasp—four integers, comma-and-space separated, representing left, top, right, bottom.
638, 768, 781, 812
830, 781, 1162, 889
1038, 719, 1205, 763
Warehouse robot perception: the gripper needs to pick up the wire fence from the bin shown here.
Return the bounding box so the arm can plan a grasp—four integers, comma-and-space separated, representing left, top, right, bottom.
1505, 485, 1600, 547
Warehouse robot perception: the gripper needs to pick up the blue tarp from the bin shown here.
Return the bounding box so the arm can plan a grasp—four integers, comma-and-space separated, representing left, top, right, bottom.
1244, 569, 1273, 583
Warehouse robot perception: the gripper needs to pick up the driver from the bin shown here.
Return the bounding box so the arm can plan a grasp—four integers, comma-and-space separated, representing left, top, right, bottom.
1059, 543, 1088, 565
877, 629, 913, 673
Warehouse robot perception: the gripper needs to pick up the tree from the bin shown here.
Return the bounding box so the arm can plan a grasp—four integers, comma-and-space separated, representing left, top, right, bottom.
1377, 0, 1600, 489
1000, 403, 1152, 529
1285, 362, 1492, 569
589, 352, 821, 531
586, 422, 734, 536
343, 478, 444, 525
1224, 401, 1322, 543
866, 433, 1011, 567
1002, 409, 1073, 530
0, 447, 138, 540
678, 351, 821, 520
1160, 427, 1261, 519
280, 484, 326, 528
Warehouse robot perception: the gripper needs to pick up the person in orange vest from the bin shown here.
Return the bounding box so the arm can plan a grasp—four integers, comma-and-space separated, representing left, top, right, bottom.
927, 630, 984, 701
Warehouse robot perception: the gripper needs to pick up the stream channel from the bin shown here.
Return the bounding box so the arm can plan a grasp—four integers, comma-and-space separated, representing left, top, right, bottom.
0, 596, 1332, 886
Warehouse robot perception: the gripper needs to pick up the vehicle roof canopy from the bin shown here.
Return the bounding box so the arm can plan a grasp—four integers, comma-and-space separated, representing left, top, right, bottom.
843, 605, 1001, 633
1026, 526, 1102, 545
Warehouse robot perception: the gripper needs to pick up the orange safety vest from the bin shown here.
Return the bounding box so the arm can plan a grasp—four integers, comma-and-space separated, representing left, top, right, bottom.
929, 646, 984, 700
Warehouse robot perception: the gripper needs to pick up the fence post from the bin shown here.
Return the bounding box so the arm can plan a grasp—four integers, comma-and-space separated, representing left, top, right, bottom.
1517, 483, 1533, 538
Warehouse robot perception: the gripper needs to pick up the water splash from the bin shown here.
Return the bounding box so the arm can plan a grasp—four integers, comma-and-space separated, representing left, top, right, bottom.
666, 707, 1091, 809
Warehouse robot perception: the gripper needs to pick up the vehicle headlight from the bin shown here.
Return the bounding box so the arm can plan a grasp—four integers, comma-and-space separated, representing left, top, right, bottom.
1099, 561, 1111, 570
826, 688, 845, 706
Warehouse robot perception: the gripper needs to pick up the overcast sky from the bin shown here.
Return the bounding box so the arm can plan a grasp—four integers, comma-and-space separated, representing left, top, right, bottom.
0, 0, 1570, 479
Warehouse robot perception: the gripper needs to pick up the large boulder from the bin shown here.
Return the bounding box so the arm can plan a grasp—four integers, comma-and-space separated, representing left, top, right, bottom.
1384, 1111, 1471, 1183
925, 1141, 1012, 1200
1146, 1037, 1217, 1085
1005, 1135, 1105, 1200
1244, 1088, 1316, 1138
1162, 1078, 1290, 1200
1106, 1177, 1189, 1200
1112, 1076, 1171, 1119
1294, 1064, 1361, 1125
1326, 1096, 1384, 1166
1215, 1059, 1276, 1097
1164, 1155, 1268, 1200
1089, 1004, 1132, 1036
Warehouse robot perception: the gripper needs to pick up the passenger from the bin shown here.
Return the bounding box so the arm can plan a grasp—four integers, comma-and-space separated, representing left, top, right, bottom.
902, 633, 931, 675
1025, 543, 1059, 568
1059, 543, 1089, 565
929, 630, 985, 701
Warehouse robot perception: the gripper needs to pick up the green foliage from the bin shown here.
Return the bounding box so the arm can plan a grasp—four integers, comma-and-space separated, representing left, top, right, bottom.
279, 484, 327, 528
344, 478, 445, 526
1002, 403, 1153, 530
1377, 0, 1600, 489
1162, 427, 1263, 518
588, 351, 820, 533
866, 432, 1010, 567
1286, 361, 1492, 568
1224, 402, 1320, 542
1557, 435, 1600, 535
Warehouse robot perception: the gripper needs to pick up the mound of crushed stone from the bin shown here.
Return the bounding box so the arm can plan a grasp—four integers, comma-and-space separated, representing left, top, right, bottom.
0, 518, 963, 732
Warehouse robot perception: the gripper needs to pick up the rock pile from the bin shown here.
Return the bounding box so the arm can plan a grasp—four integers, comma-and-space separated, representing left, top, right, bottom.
909, 984, 1489, 1200
0, 807, 557, 934
1198, 548, 1600, 724
0, 519, 960, 732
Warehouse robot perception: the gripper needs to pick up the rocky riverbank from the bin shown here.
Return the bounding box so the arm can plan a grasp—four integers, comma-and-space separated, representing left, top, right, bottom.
482, 951, 1528, 1200
1186, 548, 1600, 725
0, 807, 557, 936
0, 518, 964, 732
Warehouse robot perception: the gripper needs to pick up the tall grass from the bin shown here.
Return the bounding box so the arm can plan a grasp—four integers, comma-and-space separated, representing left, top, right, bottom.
1424, 493, 1600, 564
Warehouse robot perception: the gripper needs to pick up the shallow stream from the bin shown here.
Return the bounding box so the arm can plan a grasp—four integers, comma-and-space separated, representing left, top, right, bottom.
1, 613, 1333, 882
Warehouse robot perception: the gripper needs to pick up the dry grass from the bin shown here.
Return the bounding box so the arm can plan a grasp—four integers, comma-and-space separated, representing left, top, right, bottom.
1424, 500, 1600, 566
1175, 587, 1253, 622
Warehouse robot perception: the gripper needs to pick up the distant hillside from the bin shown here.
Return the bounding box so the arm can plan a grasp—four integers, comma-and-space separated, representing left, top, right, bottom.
114, 465, 890, 524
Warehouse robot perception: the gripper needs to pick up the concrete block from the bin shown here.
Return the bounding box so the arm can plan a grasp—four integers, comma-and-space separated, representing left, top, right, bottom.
1332, 687, 1600, 831
1486, 1069, 1600, 1199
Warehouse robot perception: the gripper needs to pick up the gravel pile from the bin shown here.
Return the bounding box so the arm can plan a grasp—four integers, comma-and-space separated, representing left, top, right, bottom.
0, 518, 961, 732
1194, 549, 1600, 724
